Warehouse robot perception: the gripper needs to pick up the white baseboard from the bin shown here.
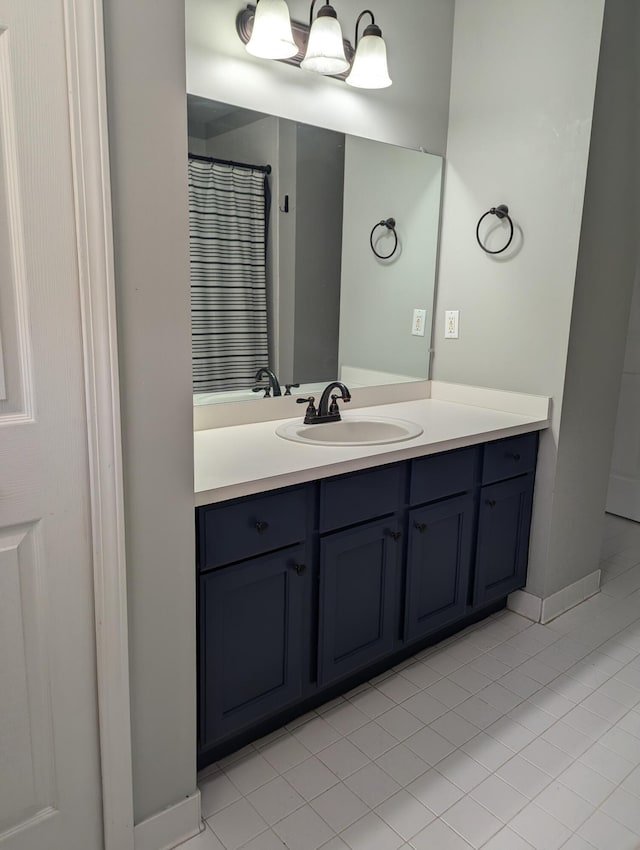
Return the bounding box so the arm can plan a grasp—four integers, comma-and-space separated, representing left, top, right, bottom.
134, 790, 201, 850
508, 569, 602, 625
540, 570, 601, 624
507, 589, 542, 622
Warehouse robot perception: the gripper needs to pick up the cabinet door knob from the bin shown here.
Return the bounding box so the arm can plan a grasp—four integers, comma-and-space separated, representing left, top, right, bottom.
386, 529, 402, 541
255, 520, 270, 534
414, 522, 428, 533
506, 452, 521, 461
486, 499, 497, 508
291, 562, 306, 576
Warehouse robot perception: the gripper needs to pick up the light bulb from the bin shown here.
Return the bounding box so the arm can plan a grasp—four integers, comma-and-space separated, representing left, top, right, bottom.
246, 0, 297, 60
301, 5, 349, 76
346, 24, 392, 89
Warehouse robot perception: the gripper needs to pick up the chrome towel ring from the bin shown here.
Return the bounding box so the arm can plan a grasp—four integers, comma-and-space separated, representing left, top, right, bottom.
370, 217, 398, 260
476, 204, 514, 255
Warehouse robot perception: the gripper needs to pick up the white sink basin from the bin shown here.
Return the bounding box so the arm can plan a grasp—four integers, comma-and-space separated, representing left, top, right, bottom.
275, 416, 424, 447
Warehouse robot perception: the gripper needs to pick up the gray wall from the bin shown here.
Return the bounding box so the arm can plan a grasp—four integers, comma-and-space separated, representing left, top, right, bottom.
339, 137, 442, 380
103, 0, 197, 825
293, 125, 345, 383
432, 0, 606, 599
276, 122, 298, 383
202, 116, 278, 167
544, 0, 638, 597
185, 0, 455, 157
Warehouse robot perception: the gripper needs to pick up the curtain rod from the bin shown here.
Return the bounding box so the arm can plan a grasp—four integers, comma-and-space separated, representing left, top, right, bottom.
188, 152, 272, 175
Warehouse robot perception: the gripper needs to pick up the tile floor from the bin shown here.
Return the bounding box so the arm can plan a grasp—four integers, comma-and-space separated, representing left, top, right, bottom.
183, 513, 640, 850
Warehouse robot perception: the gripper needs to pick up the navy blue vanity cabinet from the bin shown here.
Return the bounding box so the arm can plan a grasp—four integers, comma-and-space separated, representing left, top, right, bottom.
199, 544, 310, 749
317, 517, 402, 687
473, 433, 538, 605
404, 494, 475, 642
317, 464, 404, 687
197, 484, 313, 755
196, 432, 541, 765
403, 447, 478, 643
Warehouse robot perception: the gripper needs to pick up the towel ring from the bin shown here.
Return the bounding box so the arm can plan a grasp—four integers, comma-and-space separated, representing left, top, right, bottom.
370, 217, 398, 260
476, 204, 514, 255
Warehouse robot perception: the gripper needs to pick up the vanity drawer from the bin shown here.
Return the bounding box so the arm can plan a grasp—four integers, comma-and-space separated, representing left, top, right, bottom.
198, 487, 310, 569
482, 433, 538, 484
320, 464, 403, 532
410, 447, 478, 505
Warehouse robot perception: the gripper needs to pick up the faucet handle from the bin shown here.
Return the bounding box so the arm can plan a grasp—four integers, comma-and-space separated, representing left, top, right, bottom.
329, 394, 341, 416
296, 396, 317, 423
252, 385, 271, 398
284, 383, 300, 396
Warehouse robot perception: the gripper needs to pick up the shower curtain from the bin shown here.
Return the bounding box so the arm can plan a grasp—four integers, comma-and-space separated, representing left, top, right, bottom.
188, 157, 269, 393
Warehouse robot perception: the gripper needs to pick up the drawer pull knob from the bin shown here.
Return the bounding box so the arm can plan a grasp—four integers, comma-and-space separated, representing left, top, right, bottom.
386, 529, 402, 541
486, 499, 497, 508
414, 522, 428, 533
255, 520, 270, 534
291, 562, 306, 576
506, 452, 521, 461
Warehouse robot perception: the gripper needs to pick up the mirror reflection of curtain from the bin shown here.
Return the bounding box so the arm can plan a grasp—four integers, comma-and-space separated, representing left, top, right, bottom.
188, 158, 269, 392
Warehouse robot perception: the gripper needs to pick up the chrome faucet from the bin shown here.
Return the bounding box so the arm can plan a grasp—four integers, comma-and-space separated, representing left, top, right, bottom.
253, 367, 282, 398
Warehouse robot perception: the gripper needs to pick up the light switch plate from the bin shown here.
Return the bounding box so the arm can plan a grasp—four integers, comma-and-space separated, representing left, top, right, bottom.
445, 310, 459, 339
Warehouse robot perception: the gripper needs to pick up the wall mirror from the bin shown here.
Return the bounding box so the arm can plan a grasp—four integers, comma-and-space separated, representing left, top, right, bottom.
187, 94, 443, 406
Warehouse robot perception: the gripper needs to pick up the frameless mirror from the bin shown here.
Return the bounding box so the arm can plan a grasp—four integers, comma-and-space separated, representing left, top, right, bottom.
187, 95, 443, 405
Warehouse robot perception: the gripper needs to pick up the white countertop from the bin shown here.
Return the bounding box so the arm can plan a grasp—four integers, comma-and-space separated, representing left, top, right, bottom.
194, 383, 551, 506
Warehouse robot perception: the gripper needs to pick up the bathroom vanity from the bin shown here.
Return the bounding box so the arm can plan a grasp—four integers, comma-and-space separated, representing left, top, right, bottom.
194, 385, 549, 769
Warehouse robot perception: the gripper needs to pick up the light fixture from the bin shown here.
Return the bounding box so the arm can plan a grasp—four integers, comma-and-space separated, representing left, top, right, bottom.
346, 10, 392, 88
301, 1, 349, 76
236, 3, 392, 89
244, 0, 298, 60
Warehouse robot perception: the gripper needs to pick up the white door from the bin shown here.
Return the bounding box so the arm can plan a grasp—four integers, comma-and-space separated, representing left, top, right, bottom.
607, 264, 640, 521
0, 1, 104, 848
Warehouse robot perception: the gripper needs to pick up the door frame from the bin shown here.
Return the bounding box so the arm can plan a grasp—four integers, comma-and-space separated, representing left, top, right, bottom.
63, 0, 134, 848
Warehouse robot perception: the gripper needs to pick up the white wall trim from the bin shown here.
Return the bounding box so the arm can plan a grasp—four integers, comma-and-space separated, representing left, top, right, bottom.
194, 380, 431, 430
541, 570, 602, 624
508, 569, 602, 624
133, 792, 201, 850
430, 381, 551, 420
63, 1, 134, 849
506, 589, 543, 622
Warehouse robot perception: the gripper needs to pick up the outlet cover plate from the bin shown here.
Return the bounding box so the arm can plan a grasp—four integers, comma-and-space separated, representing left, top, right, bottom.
412, 308, 427, 337
445, 310, 459, 339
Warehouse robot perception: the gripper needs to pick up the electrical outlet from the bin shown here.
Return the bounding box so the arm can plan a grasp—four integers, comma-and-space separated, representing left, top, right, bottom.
412, 308, 427, 337
445, 310, 459, 339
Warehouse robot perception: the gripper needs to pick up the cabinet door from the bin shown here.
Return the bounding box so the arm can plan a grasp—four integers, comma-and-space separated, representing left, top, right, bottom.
318, 518, 401, 687
199, 545, 308, 749
405, 495, 474, 642
474, 475, 534, 605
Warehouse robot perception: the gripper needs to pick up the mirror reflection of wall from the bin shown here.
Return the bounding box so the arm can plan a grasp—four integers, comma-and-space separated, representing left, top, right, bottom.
187, 95, 443, 406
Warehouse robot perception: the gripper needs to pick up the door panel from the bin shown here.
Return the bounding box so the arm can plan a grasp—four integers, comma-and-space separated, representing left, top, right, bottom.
0, 1, 103, 847
405, 496, 474, 642
0, 526, 55, 835
474, 475, 534, 605
200, 546, 307, 747
318, 518, 401, 687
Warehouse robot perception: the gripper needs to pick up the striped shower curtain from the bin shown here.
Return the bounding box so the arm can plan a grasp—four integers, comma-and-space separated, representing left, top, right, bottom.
188, 158, 269, 393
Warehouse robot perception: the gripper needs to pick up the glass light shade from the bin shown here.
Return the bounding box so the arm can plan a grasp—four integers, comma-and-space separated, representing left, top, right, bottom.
346, 33, 392, 88
245, 0, 297, 60
301, 14, 349, 75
